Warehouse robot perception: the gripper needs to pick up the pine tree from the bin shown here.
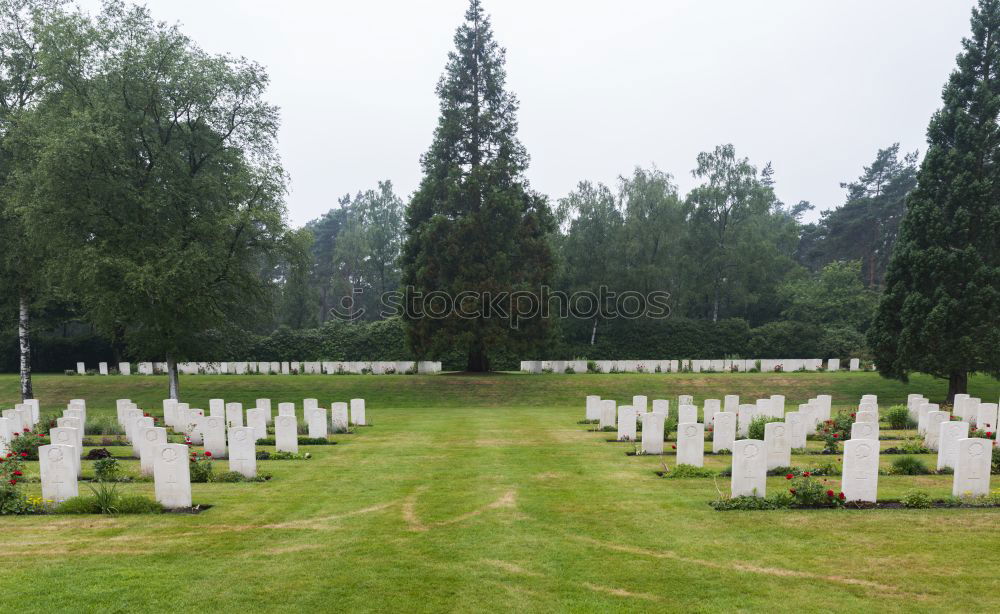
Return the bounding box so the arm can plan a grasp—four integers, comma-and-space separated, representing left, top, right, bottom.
869, 0, 1000, 401
401, 0, 555, 371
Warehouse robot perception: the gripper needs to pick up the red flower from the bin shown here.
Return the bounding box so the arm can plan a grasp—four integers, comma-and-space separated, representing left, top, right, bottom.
850, 413, 856, 418
189, 457, 195, 463
826, 490, 835, 497
785, 473, 794, 480
838, 492, 846, 500
988, 432, 994, 438
19, 452, 27, 458
11, 432, 18, 438
37, 433, 44, 437
832, 434, 839, 439
13, 470, 22, 476
671, 445, 676, 450
803, 471, 811, 477
204, 451, 212, 457
22, 427, 29, 432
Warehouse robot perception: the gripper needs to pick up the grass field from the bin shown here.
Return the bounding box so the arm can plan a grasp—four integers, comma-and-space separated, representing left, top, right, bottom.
1, 372, 999, 613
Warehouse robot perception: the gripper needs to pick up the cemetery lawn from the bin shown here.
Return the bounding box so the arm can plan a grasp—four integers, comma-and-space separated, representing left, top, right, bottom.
2, 372, 999, 613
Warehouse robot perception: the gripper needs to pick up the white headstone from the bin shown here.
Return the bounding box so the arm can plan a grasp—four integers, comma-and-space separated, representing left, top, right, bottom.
703, 399, 721, 425
257, 398, 273, 424
849, 358, 860, 371
842, 439, 879, 502
274, 414, 299, 453
917, 403, 939, 435
39, 444, 78, 502
585, 395, 601, 421
712, 412, 736, 453
98, 362, 109, 375
785, 411, 807, 448
678, 395, 693, 407
228, 426, 257, 478
186, 409, 205, 445
855, 411, 878, 424
937, 421, 969, 471
153, 443, 192, 508
640, 412, 665, 455
132, 416, 154, 457
278, 402, 296, 418
769, 395, 786, 418
924, 411, 950, 450
828, 358, 840, 371
764, 422, 791, 470
631, 395, 648, 414
331, 402, 349, 432
225, 403, 244, 428
976, 403, 998, 432
76, 362, 86, 375
731, 440, 767, 497
617, 407, 637, 442
723, 395, 739, 413
202, 416, 227, 458
307, 407, 328, 439
952, 438, 992, 497
246, 408, 267, 441
138, 426, 167, 475
209, 399, 225, 418
676, 422, 704, 467
651, 399, 669, 419
598, 400, 616, 429
303, 398, 319, 412
162, 399, 178, 428
850, 421, 878, 441
678, 404, 697, 424
737, 404, 754, 437
119, 362, 131, 376
350, 399, 366, 425
49, 427, 81, 477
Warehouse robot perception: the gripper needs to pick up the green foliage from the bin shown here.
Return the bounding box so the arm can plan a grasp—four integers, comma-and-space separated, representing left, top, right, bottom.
664, 464, 716, 478
86, 481, 121, 515
0, 452, 29, 515
891, 456, 931, 475
885, 405, 913, 429
870, 1, 1000, 393
784, 473, 845, 507
257, 450, 311, 461
900, 491, 933, 509
710, 494, 792, 511
212, 471, 270, 483
8, 428, 46, 460
747, 415, 784, 440
401, 0, 556, 371
18, 2, 288, 390
56, 492, 162, 515
779, 260, 878, 331
189, 451, 215, 483
93, 457, 122, 482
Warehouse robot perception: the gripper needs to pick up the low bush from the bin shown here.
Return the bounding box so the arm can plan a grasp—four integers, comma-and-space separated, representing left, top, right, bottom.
56, 492, 163, 515
885, 406, 914, 429
891, 456, 931, 475
84, 448, 113, 460
85, 417, 125, 436
94, 457, 122, 482
212, 471, 271, 483
710, 494, 792, 511
189, 451, 215, 483
664, 464, 715, 478
257, 450, 312, 460
0, 453, 31, 515
900, 491, 933, 509
784, 472, 845, 507
747, 416, 784, 441
8, 428, 48, 460
254, 437, 335, 446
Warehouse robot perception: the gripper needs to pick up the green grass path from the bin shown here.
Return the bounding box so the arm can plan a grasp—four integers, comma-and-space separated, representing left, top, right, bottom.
0, 372, 998, 612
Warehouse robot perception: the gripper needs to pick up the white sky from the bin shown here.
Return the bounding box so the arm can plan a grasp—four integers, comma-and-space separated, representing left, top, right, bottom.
76, 0, 976, 226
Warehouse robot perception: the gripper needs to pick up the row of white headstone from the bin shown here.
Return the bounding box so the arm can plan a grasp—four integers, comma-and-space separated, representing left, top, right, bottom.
0, 399, 41, 453
77, 361, 442, 376
526, 358, 868, 374
588, 393, 834, 458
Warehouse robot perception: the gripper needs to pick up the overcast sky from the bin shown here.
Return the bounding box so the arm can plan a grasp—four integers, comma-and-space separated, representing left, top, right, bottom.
76, 0, 977, 226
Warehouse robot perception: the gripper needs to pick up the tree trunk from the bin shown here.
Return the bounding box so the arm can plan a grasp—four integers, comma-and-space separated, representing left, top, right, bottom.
590, 317, 598, 346
166, 356, 180, 400
466, 340, 490, 372
946, 371, 967, 405
18, 292, 33, 401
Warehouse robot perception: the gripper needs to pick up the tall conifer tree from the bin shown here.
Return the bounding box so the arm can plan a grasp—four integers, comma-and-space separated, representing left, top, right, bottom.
402, 0, 554, 371
869, 0, 1000, 401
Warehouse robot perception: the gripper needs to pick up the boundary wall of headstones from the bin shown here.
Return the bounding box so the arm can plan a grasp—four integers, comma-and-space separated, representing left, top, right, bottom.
520, 358, 870, 373
74, 361, 443, 376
